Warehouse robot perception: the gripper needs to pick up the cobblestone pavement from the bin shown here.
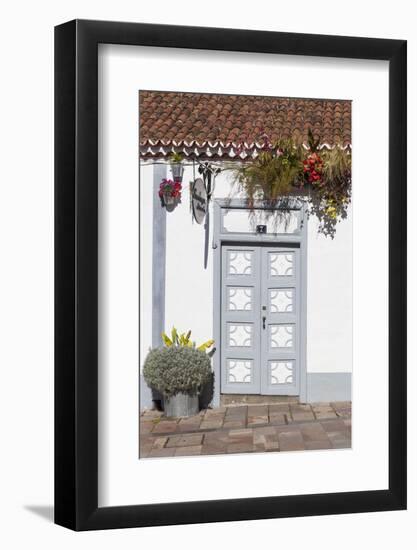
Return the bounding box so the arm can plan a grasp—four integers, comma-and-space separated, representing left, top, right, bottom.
140, 402, 351, 458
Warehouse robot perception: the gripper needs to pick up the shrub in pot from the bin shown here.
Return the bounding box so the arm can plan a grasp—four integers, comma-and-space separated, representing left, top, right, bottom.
143, 346, 211, 417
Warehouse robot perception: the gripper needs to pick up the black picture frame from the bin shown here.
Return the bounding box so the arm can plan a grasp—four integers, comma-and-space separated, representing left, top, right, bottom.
55, 19, 407, 531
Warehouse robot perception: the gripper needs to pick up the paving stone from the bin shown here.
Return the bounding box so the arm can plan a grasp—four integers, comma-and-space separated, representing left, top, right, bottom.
166, 433, 204, 448
254, 431, 279, 451
313, 408, 338, 420
269, 404, 291, 414
140, 421, 155, 434
329, 438, 351, 449
254, 426, 276, 436
225, 406, 247, 418
304, 440, 333, 450
268, 413, 287, 425
201, 444, 227, 455
290, 403, 313, 412
152, 436, 168, 449
152, 420, 178, 434
177, 417, 202, 432
331, 401, 351, 409
139, 441, 153, 458
141, 410, 164, 419
321, 419, 348, 434
229, 428, 253, 437
332, 405, 352, 418
200, 419, 224, 430
201, 437, 229, 454
275, 423, 302, 434
290, 411, 315, 422
247, 405, 268, 426
325, 426, 349, 438
139, 434, 152, 446
227, 442, 255, 453
278, 430, 305, 452
253, 432, 266, 446
247, 405, 268, 416
205, 407, 227, 416
264, 437, 280, 451
204, 431, 229, 442
228, 429, 253, 445
223, 419, 246, 429
247, 417, 268, 427
148, 447, 176, 457
175, 445, 203, 456
299, 423, 330, 443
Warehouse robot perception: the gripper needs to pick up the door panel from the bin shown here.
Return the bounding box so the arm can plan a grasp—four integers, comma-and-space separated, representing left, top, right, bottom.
261, 247, 300, 395
221, 244, 301, 396
221, 246, 261, 394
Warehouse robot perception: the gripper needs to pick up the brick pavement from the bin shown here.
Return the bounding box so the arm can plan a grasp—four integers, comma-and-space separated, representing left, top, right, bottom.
139, 401, 351, 458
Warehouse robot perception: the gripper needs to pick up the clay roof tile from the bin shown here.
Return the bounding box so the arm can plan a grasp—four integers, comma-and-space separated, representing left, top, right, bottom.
139, 91, 351, 157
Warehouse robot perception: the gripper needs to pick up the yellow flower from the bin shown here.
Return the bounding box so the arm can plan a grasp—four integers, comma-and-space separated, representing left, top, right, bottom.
326, 206, 337, 219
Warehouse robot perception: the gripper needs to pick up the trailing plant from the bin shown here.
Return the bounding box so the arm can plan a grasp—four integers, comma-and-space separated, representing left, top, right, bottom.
161, 326, 214, 352
305, 145, 352, 237
231, 134, 304, 202
228, 129, 351, 238
143, 346, 211, 398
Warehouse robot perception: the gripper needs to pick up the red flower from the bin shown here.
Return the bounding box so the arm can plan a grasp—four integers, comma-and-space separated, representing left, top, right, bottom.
159, 178, 182, 201
304, 153, 323, 185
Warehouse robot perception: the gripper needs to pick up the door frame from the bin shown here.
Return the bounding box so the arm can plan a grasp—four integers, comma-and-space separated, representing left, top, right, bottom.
211, 198, 308, 406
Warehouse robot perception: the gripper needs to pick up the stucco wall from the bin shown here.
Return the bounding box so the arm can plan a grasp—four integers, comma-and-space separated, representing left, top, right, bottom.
140, 163, 352, 378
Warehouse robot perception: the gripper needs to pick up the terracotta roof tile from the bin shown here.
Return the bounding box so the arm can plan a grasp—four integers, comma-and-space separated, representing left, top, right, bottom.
139, 91, 351, 159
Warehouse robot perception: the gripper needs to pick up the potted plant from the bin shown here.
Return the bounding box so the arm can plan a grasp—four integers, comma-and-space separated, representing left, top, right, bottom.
158, 178, 182, 210
169, 151, 184, 182
143, 328, 214, 417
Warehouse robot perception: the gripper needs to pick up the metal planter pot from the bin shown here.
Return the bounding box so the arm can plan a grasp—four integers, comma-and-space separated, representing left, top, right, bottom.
161, 192, 180, 212
164, 393, 199, 417
170, 163, 184, 182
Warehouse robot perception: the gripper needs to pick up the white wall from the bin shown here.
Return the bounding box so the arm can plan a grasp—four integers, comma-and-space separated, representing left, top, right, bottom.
140, 163, 352, 374
139, 163, 154, 366
307, 209, 352, 373
1, 1, 416, 549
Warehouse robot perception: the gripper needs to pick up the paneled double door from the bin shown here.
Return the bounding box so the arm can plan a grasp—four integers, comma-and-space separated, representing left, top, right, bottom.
221, 244, 301, 395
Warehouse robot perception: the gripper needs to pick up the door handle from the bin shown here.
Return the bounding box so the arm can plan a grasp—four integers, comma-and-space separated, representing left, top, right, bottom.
262, 316, 266, 329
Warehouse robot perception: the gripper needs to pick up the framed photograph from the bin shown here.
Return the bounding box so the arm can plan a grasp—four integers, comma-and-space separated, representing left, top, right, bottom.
55, 20, 406, 531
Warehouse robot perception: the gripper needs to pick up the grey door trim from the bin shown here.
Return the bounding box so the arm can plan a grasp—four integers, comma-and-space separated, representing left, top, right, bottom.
212, 199, 308, 406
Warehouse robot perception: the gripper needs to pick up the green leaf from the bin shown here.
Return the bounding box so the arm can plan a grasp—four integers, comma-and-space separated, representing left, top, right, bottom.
171, 327, 179, 345
162, 332, 173, 346
197, 339, 215, 351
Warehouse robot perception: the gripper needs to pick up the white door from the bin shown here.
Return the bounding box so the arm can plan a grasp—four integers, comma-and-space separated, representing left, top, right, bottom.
221, 244, 301, 395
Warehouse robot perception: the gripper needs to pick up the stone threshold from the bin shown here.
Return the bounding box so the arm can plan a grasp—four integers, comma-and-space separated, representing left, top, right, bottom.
220, 394, 300, 406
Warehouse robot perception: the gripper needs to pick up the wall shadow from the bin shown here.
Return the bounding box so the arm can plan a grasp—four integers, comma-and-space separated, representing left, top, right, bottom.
24, 505, 54, 523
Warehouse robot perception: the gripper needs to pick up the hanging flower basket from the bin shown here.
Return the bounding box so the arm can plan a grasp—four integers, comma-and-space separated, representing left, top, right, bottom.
159, 178, 182, 211
230, 130, 351, 238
